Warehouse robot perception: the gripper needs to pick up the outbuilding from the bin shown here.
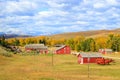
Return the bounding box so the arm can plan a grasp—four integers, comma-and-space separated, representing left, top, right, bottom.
25, 44, 48, 54
55, 45, 71, 54
99, 49, 112, 54
77, 52, 102, 64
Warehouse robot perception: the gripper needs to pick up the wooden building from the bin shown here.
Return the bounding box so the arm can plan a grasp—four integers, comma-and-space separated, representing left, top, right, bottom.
99, 49, 112, 54
55, 45, 71, 54
25, 44, 48, 54
77, 52, 102, 64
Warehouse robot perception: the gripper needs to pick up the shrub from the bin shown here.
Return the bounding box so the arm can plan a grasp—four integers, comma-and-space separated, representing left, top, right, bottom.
0, 46, 12, 57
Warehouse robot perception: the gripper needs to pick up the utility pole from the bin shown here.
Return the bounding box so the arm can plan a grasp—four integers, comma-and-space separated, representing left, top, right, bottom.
88, 54, 90, 78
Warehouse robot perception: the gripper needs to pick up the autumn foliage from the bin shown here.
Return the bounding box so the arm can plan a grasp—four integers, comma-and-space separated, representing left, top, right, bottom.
5, 34, 120, 52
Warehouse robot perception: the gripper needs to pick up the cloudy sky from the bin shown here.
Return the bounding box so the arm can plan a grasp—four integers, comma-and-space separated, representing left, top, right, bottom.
0, 0, 120, 35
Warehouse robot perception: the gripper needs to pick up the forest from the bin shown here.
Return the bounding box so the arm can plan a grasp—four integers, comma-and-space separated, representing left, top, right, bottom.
1, 34, 120, 52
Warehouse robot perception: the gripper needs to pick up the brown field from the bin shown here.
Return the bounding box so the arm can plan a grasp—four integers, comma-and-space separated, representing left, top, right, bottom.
50, 28, 120, 39
0, 53, 120, 80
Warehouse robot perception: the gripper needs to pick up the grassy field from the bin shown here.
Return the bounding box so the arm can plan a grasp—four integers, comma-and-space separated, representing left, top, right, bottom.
50, 29, 120, 39
0, 53, 120, 80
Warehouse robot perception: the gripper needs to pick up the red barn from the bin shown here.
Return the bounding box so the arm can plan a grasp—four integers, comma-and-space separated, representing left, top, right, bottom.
25, 44, 48, 54
55, 45, 71, 54
77, 52, 102, 64
99, 49, 112, 54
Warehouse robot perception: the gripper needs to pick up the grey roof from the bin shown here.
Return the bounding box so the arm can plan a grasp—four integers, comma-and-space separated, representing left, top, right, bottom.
79, 52, 102, 58
99, 49, 112, 51
25, 44, 47, 50
55, 45, 66, 51
54, 44, 63, 47
105, 49, 112, 51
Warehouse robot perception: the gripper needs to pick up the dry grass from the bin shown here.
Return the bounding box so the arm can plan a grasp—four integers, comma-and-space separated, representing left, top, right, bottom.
0, 46, 12, 57
50, 29, 120, 39
0, 54, 120, 80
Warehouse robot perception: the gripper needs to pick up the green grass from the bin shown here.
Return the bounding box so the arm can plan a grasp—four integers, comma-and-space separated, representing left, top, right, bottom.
0, 54, 120, 80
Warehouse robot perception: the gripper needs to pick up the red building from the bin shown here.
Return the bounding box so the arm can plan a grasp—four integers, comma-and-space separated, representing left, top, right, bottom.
55, 45, 71, 54
99, 49, 112, 54
77, 52, 102, 64
25, 44, 48, 54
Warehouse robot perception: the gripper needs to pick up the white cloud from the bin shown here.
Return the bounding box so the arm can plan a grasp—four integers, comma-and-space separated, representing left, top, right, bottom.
12, 1, 37, 11
112, 13, 120, 18
46, 0, 66, 8
37, 10, 68, 18
93, 3, 106, 8
106, 0, 118, 5
37, 11, 53, 18
6, 28, 23, 34
76, 21, 88, 25
0, 0, 120, 35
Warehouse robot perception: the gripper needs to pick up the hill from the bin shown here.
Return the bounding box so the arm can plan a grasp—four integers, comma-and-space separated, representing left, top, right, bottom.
1, 28, 120, 39
50, 28, 120, 39
0, 33, 31, 39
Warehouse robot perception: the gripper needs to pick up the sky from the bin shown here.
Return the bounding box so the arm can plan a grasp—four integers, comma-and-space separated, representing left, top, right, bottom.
0, 0, 120, 35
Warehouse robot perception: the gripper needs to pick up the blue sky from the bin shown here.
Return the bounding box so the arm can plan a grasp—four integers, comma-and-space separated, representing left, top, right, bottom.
0, 0, 120, 35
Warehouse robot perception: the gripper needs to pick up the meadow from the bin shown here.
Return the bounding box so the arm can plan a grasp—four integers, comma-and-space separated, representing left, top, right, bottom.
0, 53, 120, 80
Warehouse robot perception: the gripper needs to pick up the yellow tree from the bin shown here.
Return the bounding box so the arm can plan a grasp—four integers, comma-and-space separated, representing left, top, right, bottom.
19, 38, 26, 46
95, 37, 108, 50
74, 36, 85, 51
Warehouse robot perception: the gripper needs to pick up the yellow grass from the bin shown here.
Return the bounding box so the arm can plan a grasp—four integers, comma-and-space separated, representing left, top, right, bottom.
0, 54, 120, 80
50, 29, 120, 39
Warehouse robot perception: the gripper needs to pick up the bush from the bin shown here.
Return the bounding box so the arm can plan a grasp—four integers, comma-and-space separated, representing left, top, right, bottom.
0, 46, 12, 57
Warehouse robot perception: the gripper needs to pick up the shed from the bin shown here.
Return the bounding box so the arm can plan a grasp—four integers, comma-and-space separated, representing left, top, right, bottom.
25, 44, 48, 54
77, 52, 103, 64
99, 49, 112, 54
55, 45, 71, 54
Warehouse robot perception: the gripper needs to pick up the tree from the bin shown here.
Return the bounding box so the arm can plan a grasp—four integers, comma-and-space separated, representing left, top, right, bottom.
65, 38, 75, 50
81, 38, 96, 52
19, 38, 26, 46
95, 37, 108, 51
0, 35, 6, 46
13, 38, 20, 46
75, 43, 81, 52
111, 35, 120, 51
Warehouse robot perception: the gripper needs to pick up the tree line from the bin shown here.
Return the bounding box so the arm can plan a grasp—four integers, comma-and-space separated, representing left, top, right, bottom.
3, 34, 120, 52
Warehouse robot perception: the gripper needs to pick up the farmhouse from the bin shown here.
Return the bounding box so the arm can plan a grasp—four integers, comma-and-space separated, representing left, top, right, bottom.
25, 44, 48, 54
77, 52, 102, 64
55, 45, 71, 54
99, 49, 112, 54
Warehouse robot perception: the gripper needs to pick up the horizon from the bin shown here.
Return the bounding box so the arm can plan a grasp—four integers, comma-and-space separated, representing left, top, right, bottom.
0, 0, 120, 36
0, 28, 119, 36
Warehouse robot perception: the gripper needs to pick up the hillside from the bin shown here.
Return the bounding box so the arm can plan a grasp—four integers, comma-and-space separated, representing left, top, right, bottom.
0, 33, 31, 39
50, 28, 120, 39
0, 46, 12, 57
2, 28, 120, 39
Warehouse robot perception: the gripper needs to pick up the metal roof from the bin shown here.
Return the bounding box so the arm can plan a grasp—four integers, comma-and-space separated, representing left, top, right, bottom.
79, 52, 102, 58
55, 45, 66, 51
25, 44, 47, 50
99, 49, 112, 51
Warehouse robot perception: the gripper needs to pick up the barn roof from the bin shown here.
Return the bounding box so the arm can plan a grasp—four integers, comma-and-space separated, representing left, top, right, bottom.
99, 49, 112, 51
25, 44, 47, 50
54, 44, 63, 47
79, 52, 102, 58
105, 49, 112, 51
55, 45, 66, 51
